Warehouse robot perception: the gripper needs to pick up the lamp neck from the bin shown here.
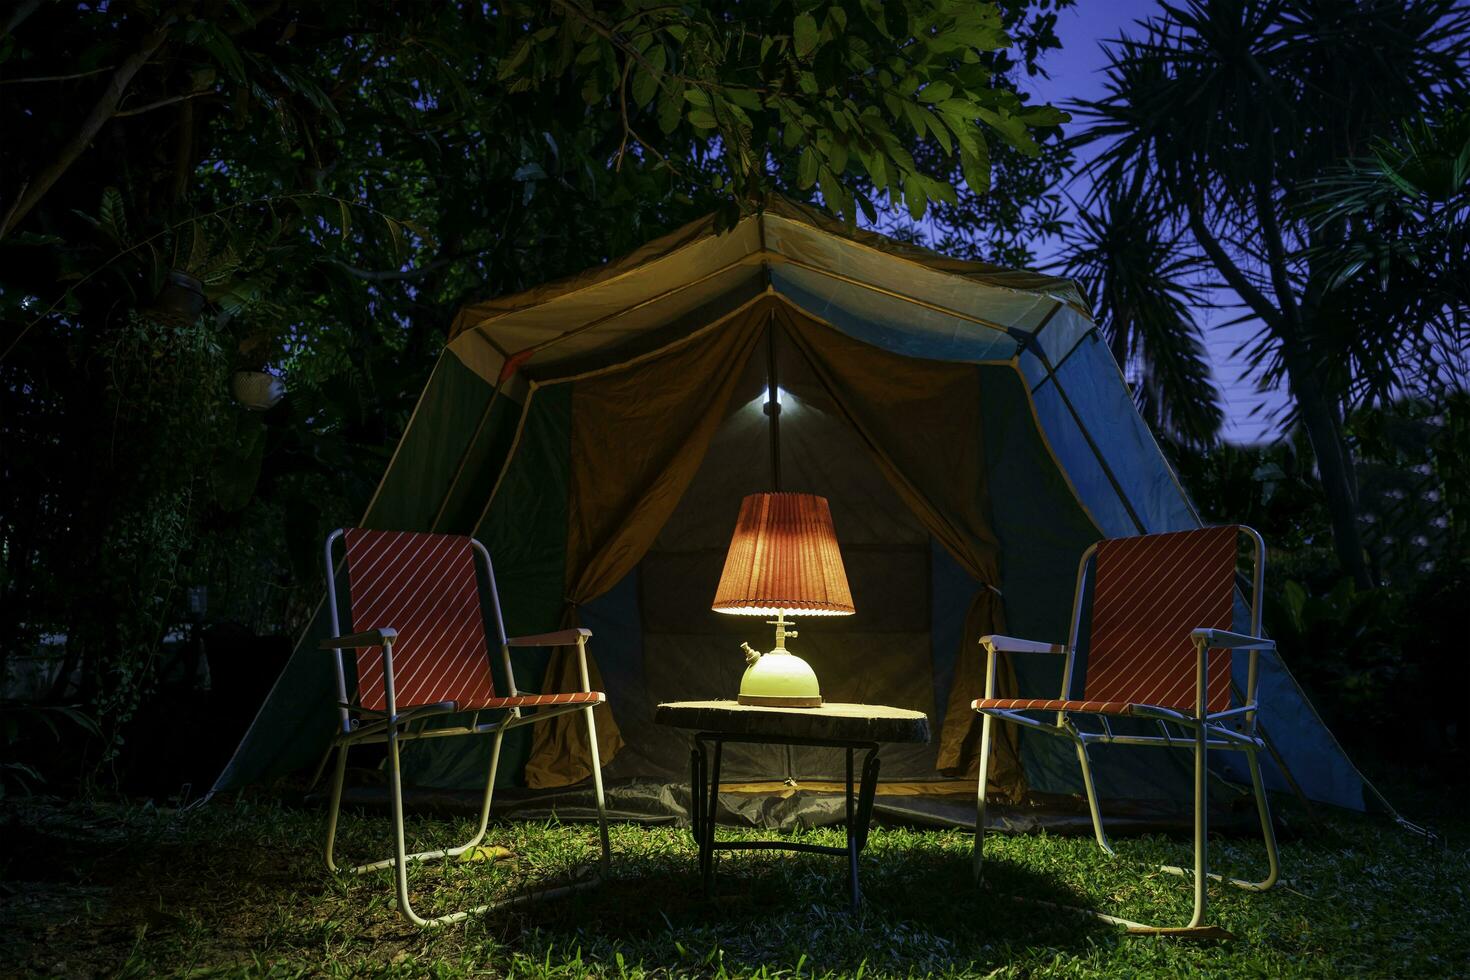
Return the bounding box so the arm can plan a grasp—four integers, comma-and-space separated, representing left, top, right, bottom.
769, 611, 797, 651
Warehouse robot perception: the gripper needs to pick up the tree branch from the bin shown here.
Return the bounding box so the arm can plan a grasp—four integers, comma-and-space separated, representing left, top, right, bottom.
0, 18, 174, 239
330, 245, 498, 282
0, 66, 116, 85
113, 89, 210, 118
1253, 180, 1303, 333
1186, 193, 1284, 332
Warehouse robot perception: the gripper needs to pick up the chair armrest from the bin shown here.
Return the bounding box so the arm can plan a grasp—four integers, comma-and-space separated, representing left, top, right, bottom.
1192, 629, 1275, 650
979, 634, 1067, 655
505, 627, 592, 648
321, 628, 396, 650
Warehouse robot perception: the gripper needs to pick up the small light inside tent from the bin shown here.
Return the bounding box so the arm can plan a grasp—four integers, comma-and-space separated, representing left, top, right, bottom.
749, 387, 793, 412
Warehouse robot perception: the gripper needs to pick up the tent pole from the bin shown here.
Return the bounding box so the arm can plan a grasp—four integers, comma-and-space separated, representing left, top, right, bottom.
765, 316, 782, 491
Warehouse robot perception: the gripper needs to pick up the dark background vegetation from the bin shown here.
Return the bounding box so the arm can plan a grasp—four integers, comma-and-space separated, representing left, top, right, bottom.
1, 0, 1466, 811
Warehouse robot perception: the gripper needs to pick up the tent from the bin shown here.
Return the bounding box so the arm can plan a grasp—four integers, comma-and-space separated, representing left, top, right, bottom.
213, 197, 1383, 827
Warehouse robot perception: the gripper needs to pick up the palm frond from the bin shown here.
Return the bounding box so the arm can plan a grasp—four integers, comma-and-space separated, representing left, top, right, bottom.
1062, 191, 1224, 447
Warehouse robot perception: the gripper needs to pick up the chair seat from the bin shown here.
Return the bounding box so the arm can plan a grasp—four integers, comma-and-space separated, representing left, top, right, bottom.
461, 691, 605, 711
973, 697, 1136, 716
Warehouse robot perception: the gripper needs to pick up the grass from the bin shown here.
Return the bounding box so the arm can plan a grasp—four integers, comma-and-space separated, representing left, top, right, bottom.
2, 781, 1467, 979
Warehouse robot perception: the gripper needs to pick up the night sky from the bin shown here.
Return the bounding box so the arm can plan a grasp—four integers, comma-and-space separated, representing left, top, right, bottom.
1027, 1, 1286, 444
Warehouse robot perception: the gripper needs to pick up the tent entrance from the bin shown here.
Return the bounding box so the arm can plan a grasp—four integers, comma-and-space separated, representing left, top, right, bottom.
598, 318, 970, 787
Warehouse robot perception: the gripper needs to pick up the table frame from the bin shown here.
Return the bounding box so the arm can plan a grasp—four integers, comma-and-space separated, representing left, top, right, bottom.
689, 731, 881, 911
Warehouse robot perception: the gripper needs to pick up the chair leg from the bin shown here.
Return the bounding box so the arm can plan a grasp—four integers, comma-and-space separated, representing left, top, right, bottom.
324, 742, 350, 873
1159, 744, 1280, 893
972, 711, 993, 883
452, 728, 505, 858
1241, 746, 1281, 891
1188, 719, 1209, 928
346, 729, 507, 875
1074, 739, 1117, 858
583, 704, 612, 874
384, 722, 430, 927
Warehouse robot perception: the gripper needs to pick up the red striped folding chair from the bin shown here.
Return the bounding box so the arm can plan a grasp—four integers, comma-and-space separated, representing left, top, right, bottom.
971, 525, 1279, 937
318, 528, 611, 927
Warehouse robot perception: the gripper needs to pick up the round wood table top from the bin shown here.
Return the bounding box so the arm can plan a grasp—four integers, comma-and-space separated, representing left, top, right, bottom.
654, 700, 930, 744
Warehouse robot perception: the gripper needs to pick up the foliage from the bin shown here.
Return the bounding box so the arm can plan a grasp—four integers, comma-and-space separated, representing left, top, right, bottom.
1297, 109, 1470, 406
1059, 189, 1222, 446
0, 704, 99, 798
1174, 393, 1469, 764
496, 1, 1069, 227
1071, 0, 1470, 588
0, 1, 1071, 788
2, 793, 1467, 977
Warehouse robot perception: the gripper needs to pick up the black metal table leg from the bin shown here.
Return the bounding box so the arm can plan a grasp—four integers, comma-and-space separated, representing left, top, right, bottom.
846, 747, 860, 910
690, 745, 705, 848
686, 731, 883, 910
701, 737, 723, 893
856, 748, 880, 853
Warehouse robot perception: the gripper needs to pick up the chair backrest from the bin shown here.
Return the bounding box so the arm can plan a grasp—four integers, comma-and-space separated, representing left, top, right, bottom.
339, 529, 497, 712
1082, 526, 1238, 714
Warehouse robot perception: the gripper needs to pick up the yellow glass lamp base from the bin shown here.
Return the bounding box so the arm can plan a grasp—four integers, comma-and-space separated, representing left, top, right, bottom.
737, 648, 823, 708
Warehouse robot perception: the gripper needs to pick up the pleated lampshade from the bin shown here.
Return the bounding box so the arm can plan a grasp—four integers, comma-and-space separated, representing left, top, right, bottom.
712, 492, 855, 617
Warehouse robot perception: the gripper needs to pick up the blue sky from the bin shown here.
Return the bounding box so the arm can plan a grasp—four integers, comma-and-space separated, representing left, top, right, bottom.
1023, 1, 1287, 444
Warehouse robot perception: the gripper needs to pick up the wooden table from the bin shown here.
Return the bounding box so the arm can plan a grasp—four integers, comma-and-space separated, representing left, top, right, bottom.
654, 700, 931, 911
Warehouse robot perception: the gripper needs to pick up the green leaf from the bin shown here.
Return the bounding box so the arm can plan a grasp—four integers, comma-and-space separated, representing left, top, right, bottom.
497, 37, 533, 80
918, 82, 952, 104
724, 87, 762, 111
98, 187, 127, 246
828, 138, 849, 175
794, 13, 820, 59
923, 108, 952, 155
977, 106, 1037, 155
902, 171, 926, 220
384, 216, 404, 258
632, 63, 659, 108
191, 22, 246, 82
336, 200, 351, 243
657, 82, 682, 134
1017, 104, 1069, 128
960, 141, 991, 195
797, 147, 819, 189
687, 108, 717, 130
818, 165, 849, 221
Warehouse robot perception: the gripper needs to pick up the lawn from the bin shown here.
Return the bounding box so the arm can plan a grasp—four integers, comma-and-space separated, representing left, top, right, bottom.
2, 784, 1466, 979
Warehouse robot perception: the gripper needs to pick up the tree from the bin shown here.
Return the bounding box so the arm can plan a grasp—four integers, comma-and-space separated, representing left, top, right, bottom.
1059, 188, 1224, 447
1298, 110, 1470, 405
0, 0, 1071, 781
1074, 0, 1470, 588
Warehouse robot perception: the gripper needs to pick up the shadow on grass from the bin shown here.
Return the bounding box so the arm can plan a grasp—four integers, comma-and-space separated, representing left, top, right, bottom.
478, 831, 1117, 976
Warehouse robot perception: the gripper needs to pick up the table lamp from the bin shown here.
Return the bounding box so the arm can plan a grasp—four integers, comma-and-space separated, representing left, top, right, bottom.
712, 492, 854, 707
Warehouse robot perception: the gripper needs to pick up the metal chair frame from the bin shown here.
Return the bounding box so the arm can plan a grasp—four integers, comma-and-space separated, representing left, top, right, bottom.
972, 525, 1280, 937
318, 528, 611, 927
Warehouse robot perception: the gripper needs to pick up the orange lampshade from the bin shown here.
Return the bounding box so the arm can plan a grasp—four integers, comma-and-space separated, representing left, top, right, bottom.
712, 492, 855, 617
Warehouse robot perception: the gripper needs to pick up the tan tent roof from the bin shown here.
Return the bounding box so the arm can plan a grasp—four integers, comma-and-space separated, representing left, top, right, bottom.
447, 196, 1091, 386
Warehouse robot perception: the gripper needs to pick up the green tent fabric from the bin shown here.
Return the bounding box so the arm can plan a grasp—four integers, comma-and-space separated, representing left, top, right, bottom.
212, 198, 1385, 823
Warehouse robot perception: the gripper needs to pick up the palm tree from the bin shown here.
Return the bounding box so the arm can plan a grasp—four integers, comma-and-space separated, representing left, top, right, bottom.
1073, 0, 1470, 589
1060, 190, 1224, 447
1298, 110, 1470, 404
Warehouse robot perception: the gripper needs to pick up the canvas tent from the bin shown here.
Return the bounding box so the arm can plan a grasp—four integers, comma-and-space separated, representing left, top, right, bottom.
213, 197, 1382, 827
